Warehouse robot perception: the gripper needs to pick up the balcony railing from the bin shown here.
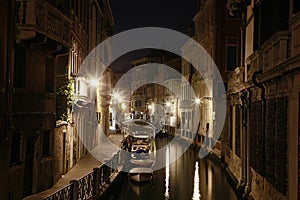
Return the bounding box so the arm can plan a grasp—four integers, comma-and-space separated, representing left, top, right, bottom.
15, 0, 71, 47
260, 30, 290, 73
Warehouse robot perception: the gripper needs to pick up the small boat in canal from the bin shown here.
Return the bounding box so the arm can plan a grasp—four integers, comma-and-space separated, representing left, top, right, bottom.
129, 133, 155, 168
120, 119, 156, 183
129, 167, 153, 182
130, 149, 155, 168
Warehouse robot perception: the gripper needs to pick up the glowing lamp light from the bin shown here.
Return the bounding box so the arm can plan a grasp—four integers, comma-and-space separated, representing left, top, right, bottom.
166, 102, 171, 107
195, 98, 201, 105
89, 78, 98, 88
113, 92, 120, 99
121, 103, 127, 110
112, 91, 123, 103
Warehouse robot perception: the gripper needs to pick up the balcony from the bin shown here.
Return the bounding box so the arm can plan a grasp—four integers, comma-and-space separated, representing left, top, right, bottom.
15, 0, 71, 47
260, 30, 290, 73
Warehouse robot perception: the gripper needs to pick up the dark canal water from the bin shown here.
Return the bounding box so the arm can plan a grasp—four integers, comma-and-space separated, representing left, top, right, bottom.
112, 137, 239, 200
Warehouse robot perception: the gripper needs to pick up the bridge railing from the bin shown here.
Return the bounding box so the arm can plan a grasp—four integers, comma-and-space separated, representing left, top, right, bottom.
45, 150, 123, 200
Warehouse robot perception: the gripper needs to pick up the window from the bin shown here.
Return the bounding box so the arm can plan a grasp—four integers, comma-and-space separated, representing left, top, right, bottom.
181, 112, 185, 125
275, 96, 288, 195
96, 11, 99, 34
249, 101, 264, 175
45, 58, 54, 93
77, 79, 80, 95
226, 37, 239, 72
266, 99, 276, 186
80, 0, 83, 21
10, 133, 21, 165
226, 46, 238, 71
261, 0, 289, 44
42, 130, 51, 157
14, 45, 25, 88
294, 0, 300, 14
75, 0, 78, 15
135, 100, 141, 107
84, 1, 88, 31
0, 38, 3, 85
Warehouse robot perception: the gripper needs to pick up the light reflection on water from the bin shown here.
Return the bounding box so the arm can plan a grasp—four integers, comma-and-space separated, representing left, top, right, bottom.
165, 146, 170, 199
192, 161, 201, 200
114, 138, 238, 200
207, 163, 212, 197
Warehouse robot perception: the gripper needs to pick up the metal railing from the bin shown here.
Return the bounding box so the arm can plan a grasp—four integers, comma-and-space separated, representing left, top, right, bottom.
45, 183, 73, 200
45, 150, 122, 200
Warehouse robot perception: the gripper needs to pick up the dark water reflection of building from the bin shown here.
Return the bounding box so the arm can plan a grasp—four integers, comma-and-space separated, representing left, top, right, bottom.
114, 138, 239, 200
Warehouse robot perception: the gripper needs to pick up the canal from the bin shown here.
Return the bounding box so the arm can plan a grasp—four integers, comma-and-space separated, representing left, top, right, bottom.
111, 137, 239, 200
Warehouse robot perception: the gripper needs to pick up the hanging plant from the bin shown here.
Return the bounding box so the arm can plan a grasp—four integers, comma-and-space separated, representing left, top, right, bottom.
56, 78, 74, 122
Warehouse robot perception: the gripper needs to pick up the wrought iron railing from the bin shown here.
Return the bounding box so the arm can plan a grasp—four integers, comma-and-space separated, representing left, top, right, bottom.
45, 150, 122, 200
45, 183, 72, 200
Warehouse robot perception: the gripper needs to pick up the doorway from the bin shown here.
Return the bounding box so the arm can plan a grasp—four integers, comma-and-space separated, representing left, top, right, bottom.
23, 136, 35, 197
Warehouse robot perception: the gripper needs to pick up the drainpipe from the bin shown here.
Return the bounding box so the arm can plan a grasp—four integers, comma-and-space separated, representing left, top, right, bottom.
240, 3, 246, 69
250, 69, 266, 196
3, 0, 14, 143
242, 1, 263, 198
238, 0, 247, 193
241, 70, 266, 199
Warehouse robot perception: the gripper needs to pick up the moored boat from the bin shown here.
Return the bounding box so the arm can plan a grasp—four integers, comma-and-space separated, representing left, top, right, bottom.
129, 158, 155, 168
129, 167, 153, 182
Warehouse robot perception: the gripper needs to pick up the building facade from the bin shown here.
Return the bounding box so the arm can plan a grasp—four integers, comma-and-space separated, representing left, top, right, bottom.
163, 78, 181, 136
56, 0, 114, 186
182, 0, 242, 154
10, 0, 72, 198
226, 0, 299, 199
0, 0, 114, 199
129, 53, 181, 129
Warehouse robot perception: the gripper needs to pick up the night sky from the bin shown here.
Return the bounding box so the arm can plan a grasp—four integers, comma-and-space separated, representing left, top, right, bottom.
109, 0, 198, 71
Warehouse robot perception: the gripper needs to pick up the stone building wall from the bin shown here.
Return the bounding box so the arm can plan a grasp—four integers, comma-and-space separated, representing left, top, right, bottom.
225, 0, 300, 199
